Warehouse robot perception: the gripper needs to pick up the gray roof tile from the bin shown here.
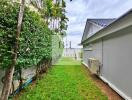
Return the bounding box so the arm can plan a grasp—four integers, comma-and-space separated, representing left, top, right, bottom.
88, 19, 116, 27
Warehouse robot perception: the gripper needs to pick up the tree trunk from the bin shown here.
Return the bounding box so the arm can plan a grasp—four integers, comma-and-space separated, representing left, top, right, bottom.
0, 0, 25, 100
36, 66, 39, 78
0, 67, 14, 100
36, 60, 41, 78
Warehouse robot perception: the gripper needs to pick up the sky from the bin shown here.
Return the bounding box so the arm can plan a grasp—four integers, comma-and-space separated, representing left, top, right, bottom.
63, 0, 132, 48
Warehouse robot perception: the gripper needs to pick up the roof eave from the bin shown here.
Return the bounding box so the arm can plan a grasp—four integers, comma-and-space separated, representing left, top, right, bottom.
81, 9, 132, 45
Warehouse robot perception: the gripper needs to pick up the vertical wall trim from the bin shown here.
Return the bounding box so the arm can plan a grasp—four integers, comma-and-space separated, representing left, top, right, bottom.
101, 38, 104, 76
102, 38, 104, 65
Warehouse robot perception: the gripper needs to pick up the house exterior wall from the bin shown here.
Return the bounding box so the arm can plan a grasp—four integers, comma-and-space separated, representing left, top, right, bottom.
92, 40, 103, 63
82, 23, 90, 42
83, 39, 102, 67
82, 26, 132, 99
83, 49, 93, 66
81, 22, 102, 42
87, 23, 102, 38
102, 28, 132, 99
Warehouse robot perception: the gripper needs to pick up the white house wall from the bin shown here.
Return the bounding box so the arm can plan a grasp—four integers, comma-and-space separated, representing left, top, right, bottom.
87, 23, 102, 38
92, 40, 103, 63
102, 28, 132, 99
83, 40, 102, 67
82, 22, 102, 42
83, 49, 93, 66
82, 23, 90, 42
82, 26, 132, 99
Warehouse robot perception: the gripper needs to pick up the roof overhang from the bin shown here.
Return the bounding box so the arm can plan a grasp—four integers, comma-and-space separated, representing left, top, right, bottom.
81, 9, 132, 45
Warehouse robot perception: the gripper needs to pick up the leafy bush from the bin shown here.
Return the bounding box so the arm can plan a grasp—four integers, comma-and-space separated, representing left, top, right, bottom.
0, 0, 66, 99
0, 1, 63, 79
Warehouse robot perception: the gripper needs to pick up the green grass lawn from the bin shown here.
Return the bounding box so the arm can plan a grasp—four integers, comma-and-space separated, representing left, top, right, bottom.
18, 58, 107, 100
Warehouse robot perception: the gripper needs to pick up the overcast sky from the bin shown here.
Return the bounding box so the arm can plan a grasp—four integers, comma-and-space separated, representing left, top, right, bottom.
63, 0, 132, 48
